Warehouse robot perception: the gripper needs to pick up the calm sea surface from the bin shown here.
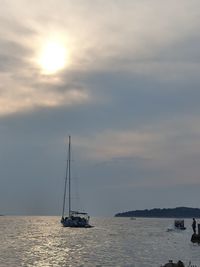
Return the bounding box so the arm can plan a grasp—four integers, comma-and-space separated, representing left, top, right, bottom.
0, 216, 199, 267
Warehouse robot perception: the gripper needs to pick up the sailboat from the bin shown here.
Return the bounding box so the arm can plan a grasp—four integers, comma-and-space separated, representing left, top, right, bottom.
61, 136, 92, 228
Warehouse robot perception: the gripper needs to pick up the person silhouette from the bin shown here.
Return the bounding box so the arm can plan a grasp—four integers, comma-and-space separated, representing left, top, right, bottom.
192, 218, 196, 234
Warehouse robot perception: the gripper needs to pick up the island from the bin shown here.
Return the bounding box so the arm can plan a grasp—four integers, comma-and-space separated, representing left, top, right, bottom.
115, 207, 200, 218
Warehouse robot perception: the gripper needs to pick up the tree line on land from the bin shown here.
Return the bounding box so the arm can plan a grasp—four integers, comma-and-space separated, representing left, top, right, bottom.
115, 207, 200, 218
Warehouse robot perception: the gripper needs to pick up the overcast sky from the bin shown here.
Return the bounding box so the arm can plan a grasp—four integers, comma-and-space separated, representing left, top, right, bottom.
0, 0, 200, 216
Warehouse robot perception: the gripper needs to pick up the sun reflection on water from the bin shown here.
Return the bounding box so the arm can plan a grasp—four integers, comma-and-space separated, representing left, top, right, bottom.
0, 216, 199, 267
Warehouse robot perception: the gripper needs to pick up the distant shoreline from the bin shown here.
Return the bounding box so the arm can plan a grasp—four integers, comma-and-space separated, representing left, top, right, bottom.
115, 207, 200, 218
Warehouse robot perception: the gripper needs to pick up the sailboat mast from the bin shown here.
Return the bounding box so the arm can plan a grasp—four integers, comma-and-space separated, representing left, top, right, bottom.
62, 149, 68, 218
68, 135, 71, 217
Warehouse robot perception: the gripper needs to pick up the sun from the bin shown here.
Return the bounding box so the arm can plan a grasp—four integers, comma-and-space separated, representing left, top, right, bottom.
38, 41, 67, 74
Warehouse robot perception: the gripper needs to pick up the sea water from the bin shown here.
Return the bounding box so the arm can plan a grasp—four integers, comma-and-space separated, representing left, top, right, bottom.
0, 216, 199, 267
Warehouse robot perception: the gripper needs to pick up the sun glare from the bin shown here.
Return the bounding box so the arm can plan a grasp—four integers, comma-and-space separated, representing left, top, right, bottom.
39, 41, 67, 74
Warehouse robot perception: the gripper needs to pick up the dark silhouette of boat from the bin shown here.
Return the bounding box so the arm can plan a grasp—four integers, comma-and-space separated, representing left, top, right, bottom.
61, 136, 92, 228
174, 220, 186, 230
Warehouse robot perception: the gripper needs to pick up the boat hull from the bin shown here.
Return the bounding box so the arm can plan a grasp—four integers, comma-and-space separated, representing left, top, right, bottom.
61, 216, 92, 228
61, 222, 92, 228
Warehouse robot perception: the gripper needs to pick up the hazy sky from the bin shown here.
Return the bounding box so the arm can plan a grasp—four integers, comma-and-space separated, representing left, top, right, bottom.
1, 0, 200, 216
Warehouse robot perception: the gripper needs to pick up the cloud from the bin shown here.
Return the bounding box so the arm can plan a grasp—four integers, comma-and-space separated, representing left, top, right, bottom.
1, 0, 200, 116
71, 114, 200, 187
1, 0, 200, 215
74, 130, 161, 160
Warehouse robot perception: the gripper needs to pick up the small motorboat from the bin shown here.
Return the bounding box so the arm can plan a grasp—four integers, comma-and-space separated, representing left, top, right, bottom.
167, 220, 186, 232
174, 220, 186, 230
